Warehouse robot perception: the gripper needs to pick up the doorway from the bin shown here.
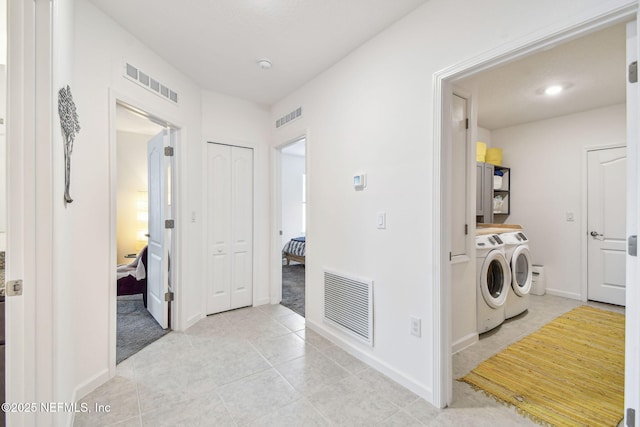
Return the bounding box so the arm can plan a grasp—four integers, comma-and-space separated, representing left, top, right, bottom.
433, 10, 637, 410
113, 103, 176, 364
279, 137, 306, 317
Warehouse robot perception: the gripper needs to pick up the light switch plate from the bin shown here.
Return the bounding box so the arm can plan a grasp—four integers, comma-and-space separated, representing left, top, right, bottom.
377, 212, 386, 229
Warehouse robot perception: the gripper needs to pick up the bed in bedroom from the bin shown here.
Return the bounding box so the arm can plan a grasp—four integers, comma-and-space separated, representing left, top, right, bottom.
282, 236, 305, 265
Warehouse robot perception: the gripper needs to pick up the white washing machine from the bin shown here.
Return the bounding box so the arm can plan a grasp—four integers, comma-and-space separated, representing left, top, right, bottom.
476, 234, 511, 333
501, 231, 532, 319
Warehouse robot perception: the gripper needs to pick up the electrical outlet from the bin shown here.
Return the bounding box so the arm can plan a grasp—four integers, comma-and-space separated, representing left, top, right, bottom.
410, 317, 421, 337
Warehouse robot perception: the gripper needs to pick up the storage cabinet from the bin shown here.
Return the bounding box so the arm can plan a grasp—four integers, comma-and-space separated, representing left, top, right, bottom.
493, 165, 510, 216
476, 163, 510, 223
476, 162, 493, 223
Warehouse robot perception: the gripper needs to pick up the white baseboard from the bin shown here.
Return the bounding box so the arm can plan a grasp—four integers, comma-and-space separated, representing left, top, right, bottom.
73, 368, 110, 401
253, 297, 271, 307
305, 319, 433, 404
544, 288, 581, 300
183, 312, 204, 331
452, 332, 478, 354
68, 368, 111, 426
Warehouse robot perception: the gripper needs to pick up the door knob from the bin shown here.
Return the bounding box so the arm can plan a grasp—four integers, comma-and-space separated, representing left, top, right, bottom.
590, 231, 603, 237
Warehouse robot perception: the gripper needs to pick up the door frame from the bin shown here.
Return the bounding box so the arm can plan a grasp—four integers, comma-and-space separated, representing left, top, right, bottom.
6, 0, 50, 424
581, 143, 627, 303
432, 1, 638, 409
270, 134, 308, 305
108, 91, 182, 375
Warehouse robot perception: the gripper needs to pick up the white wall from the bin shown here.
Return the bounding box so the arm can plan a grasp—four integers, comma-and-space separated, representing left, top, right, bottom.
270, 0, 627, 402
492, 103, 626, 299
116, 131, 149, 264
477, 127, 491, 148
70, 0, 204, 405
281, 153, 305, 246
53, 0, 78, 423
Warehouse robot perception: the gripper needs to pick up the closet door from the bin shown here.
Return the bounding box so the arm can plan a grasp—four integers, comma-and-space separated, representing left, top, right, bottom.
206, 143, 253, 315
230, 147, 253, 309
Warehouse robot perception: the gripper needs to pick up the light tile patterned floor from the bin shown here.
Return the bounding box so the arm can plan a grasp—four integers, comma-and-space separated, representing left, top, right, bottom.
74, 295, 623, 426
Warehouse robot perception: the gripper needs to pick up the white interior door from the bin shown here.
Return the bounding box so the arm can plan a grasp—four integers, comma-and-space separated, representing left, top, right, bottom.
207, 143, 232, 313
207, 143, 253, 315
587, 147, 626, 306
147, 131, 169, 328
624, 18, 639, 427
451, 94, 467, 257
231, 147, 253, 308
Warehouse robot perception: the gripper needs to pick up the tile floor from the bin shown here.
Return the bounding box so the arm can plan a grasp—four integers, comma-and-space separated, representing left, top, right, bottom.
74, 294, 624, 426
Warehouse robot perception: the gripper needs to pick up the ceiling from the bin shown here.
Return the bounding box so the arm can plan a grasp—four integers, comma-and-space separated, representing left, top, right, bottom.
456, 23, 627, 130
92, 2, 626, 131
89, 0, 428, 106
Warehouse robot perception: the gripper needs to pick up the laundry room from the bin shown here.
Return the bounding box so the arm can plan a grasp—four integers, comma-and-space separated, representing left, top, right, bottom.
450, 22, 628, 352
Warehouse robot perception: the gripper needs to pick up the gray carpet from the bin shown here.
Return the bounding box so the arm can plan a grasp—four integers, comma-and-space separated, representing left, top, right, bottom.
117, 294, 168, 364
281, 264, 305, 317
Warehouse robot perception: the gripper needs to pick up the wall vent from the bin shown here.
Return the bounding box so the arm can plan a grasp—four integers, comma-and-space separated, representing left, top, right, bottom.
324, 270, 373, 346
124, 63, 179, 104
275, 107, 302, 128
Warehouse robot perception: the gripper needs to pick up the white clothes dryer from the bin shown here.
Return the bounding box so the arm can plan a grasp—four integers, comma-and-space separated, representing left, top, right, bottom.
476, 234, 511, 333
500, 231, 532, 319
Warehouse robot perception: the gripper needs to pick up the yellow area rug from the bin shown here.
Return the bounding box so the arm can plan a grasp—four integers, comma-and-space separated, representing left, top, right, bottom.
460, 306, 624, 426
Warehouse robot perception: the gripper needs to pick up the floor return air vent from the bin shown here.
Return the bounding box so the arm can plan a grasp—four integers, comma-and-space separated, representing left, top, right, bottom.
324, 270, 373, 346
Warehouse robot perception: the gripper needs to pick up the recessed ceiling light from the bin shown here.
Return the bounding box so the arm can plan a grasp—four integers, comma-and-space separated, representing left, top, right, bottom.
544, 85, 563, 96
257, 58, 272, 70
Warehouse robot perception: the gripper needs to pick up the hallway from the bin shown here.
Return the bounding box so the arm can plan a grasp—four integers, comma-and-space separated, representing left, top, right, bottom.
74, 295, 622, 426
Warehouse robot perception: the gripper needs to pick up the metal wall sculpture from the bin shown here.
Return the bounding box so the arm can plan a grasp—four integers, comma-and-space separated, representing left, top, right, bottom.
58, 85, 81, 205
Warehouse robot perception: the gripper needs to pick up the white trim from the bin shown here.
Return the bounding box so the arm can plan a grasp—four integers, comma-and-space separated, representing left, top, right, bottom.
452, 332, 478, 355
625, 16, 640, 423
306, 319, 433, 402
5, 0, 36, 425
270, 146, 283, 304
107, 89, 184, 380
271, 134, 308, 306
450, 255, 470, 265
544, 289, 582, 300
581, 143, 627, 302
433, 0, 638, 409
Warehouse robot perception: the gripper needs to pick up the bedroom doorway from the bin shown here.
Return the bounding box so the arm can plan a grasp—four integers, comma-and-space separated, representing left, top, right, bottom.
114, 103, 173, 364
279, 137, 306, 317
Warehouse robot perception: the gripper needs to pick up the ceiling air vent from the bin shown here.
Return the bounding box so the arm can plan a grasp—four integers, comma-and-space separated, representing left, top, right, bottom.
124, 63, 179, 104
276, 107, 302, 129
